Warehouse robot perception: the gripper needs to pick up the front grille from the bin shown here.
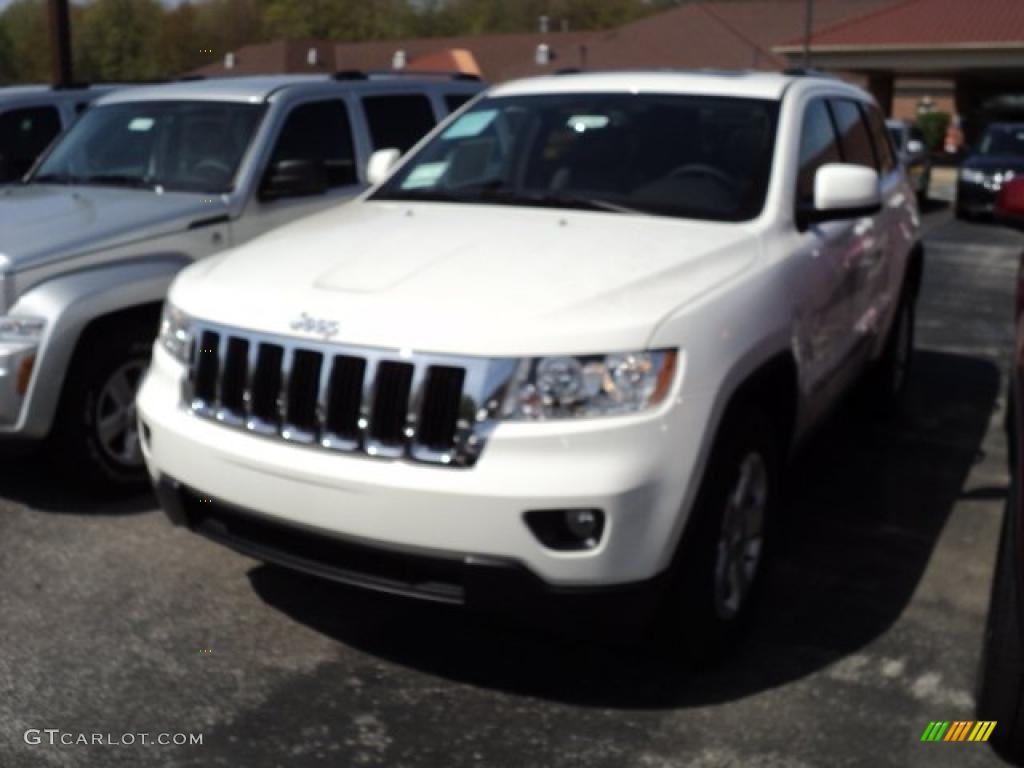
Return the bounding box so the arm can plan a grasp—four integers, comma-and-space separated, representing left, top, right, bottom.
184, 323, 516, 468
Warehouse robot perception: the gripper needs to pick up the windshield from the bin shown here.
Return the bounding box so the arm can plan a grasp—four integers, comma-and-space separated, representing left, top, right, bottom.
31, 100, 266, 193
372, 93, 779, 222
979, 125, 1024, 157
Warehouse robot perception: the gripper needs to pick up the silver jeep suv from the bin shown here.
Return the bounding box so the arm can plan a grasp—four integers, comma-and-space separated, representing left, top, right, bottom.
0, 72, 482, 488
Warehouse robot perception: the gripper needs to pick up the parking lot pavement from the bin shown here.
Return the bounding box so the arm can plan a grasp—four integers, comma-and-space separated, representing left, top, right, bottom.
1, 202, 1022, 768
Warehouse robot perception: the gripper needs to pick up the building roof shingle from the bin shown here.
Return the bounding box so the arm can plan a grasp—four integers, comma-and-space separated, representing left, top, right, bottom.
785, 0, 1024, 49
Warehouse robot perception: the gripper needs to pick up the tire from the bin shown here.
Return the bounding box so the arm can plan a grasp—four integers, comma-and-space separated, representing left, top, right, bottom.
977, 493, 1024, 764
49, 326, 154, 493
654, 406, 780, 657
866, 295, 914, 416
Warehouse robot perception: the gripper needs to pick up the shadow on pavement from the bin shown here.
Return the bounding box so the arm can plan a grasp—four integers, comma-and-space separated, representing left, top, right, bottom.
919, 197, 950, 215
0, 446, 154, 515
248, 348, 1000, 709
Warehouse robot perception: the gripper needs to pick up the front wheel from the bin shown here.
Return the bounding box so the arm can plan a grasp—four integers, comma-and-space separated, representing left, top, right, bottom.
656, 407, 780, 655
49, 328, 154, 493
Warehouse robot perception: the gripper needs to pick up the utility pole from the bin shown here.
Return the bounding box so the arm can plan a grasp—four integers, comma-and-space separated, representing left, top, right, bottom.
48, 0, 73, 87
802, 0, 814, 68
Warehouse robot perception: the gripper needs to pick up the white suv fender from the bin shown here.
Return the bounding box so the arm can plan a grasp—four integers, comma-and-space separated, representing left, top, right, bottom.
646, 245, 800, 570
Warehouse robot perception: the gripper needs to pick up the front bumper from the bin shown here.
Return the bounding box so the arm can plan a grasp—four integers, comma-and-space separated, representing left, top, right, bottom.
957, 180, 999, 215
138, 345, 712, 588
154, 476, 666, 632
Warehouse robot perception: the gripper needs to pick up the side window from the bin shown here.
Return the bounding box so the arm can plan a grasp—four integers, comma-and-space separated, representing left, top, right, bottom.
268, 100, 357, 188
796, 98, 841, 206
863, 104, 896, 175
362, 94, 437, 154
0, 106, 62, 181
829, 98, 875, 170
444, 93, 474, 114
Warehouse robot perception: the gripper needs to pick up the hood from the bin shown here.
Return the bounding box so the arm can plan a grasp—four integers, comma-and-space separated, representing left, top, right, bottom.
0, 184, 226, 267
962, 154, 1024, 173
175, 201, 760, 357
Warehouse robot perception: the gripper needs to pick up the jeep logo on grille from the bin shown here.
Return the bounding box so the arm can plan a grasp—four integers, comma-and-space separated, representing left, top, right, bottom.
290, 312, 339, 340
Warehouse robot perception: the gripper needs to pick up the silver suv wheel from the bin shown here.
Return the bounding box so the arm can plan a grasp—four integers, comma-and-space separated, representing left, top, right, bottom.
94, 361, 146, 468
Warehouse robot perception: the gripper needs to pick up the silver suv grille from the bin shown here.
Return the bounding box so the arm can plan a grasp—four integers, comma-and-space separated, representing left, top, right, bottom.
182, 323, 518, 468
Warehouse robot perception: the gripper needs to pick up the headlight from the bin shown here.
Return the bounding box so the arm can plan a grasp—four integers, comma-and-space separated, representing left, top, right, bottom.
960, 168, 987, 184
0, 316, 45, 343
502, 349, 678, 420
158, 303, 193, 363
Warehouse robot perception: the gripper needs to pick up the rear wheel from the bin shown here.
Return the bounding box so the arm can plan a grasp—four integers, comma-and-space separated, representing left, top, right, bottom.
49, 327, 154, 493
656, 407, 779, 656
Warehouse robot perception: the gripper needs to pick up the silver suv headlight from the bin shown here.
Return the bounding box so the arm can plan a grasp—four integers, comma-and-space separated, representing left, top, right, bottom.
0, 317, 45, 343
158, 302, 193, 363
502, 350, 678, 420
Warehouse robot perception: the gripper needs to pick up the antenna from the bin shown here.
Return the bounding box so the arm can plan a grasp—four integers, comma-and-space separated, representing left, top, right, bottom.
802, 0, 814, 68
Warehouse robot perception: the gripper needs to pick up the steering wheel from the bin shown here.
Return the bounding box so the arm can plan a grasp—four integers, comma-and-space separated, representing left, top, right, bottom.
669, 163, 737, 191
191, 158, 232, 184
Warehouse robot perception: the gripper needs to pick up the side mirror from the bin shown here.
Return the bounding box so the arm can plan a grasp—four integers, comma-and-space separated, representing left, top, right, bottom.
799, 163, 882, 228
366, 148, 401, 186
259, 158, 328, 201
906, 139, 926, 155
996, 177, 1024, 231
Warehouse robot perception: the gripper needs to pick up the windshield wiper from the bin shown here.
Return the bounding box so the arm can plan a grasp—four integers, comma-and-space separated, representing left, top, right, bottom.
79, 174, 157, 189
31, 172, 82, 185
477, 188, 646, 215
375, 186, 646, 215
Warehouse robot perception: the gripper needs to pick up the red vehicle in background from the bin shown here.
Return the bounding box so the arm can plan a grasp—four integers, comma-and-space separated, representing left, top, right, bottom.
979, 175, 1024, 763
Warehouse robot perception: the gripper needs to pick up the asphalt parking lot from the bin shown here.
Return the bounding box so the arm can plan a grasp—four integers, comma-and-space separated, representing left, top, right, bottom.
2, 198, 1022, 768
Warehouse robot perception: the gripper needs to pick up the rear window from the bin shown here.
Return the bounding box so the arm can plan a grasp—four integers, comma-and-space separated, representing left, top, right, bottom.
445, 93, 475, 113
362, 94, 437, 154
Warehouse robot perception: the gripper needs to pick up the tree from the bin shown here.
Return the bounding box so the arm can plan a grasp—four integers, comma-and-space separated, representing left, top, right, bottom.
0, 0, 51, 83
77, 0, 164, 81
0, 18, 16, 84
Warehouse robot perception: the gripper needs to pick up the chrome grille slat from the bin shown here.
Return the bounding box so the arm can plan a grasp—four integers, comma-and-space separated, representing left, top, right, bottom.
215, 336, 249, 427
322, 355, 367, 452
185, 322, 510, 468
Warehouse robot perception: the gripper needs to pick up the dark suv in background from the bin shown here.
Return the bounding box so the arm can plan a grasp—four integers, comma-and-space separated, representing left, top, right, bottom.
957, 122, 1024, 219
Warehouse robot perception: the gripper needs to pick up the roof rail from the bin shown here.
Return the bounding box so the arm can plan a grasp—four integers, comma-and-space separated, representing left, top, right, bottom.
554, 68, 583, 76
782, 67, 838, 79
332, 69, 481, 82
332, 70, 369, 81
177, 75, 205, 82
51, 82, 93, 90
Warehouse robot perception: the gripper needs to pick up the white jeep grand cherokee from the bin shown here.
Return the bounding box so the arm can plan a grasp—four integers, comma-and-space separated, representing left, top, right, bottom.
138, 70, 922, 644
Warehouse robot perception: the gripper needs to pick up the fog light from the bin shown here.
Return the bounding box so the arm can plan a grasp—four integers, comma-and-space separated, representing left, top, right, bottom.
524, 508, 605, 551
565, 508, 599, 540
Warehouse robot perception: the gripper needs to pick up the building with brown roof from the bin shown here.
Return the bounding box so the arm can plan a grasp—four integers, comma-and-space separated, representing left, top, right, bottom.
190, 0, 897, 82
189, 0, 1024, 138
774, 0, 1024, 140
